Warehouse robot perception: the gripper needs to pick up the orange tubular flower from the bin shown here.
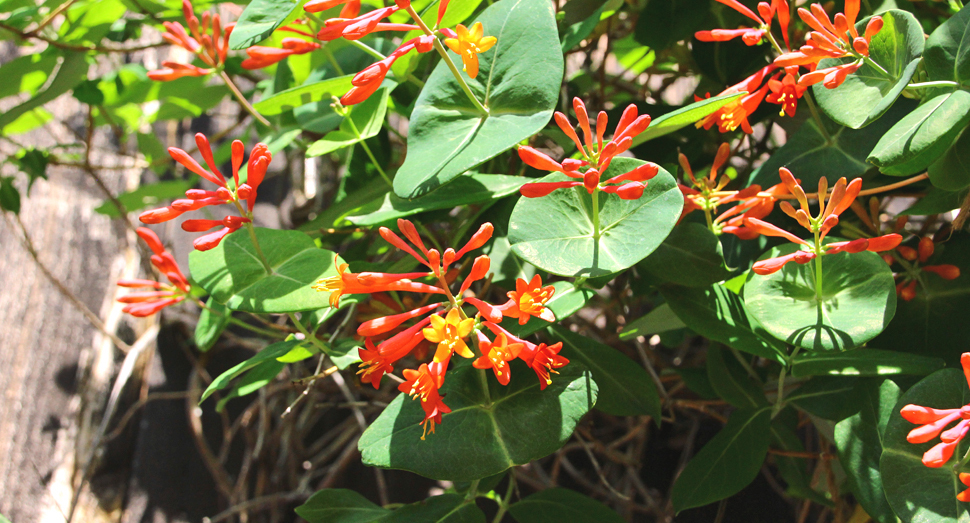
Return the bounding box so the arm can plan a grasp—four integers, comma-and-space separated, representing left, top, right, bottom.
695, 0, 789, 47
901, 353, 970, 471
483, 322, 570, 390
138, 134, 270, 251
519, 98, 655, 199
444, 22, 497, 79
889, 237, 961, 301
500, 274, 556, 325
695, 64, 776, 134
149, 0, 233, 81
117, 228, 191, 317
766, 72, 807, 117
744, 168, 902, 275
472, 332, 523, 386
241, 38, 321, 70
423, 308, 477, 362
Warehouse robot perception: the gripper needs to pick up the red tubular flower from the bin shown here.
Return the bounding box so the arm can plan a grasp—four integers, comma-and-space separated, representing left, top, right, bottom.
241, 38, 321, 70
118, 228, 191, 317
358, 316, 434, 388
902, 354, 970, 470
694, 0, 781, 46
766, 73, 807, 117
147, 61, 212, 81
398, 363, 451, 439
888, 237, 961, 301
138, 135, 272, 251
483, 322, 571, 390
340, 35, 433, 105
499, 274, 556, 325
746, 168, 901, 275
518, 99, 653, 199
149, 0, 233, 81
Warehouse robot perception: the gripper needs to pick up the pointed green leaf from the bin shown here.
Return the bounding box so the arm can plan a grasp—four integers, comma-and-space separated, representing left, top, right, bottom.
200, 339, 303, 402
229, 0, 303, 50
295, 489, 390, 523
706, 345, 767, 409
359, 362, 597, 481
189, 227, 342, 313
743, 246, 897, 351
392, 0, 563, 199
307, 88, 390, 157
508, 158, 683, 277
253, 75, 354, 115
791, 349, 945, 378
379, 494, 485, 523
195, 297, 230, 352
619, 303, 686, 340
671, 407, 771, 512
630, 92, 745, 146
835, 379, 900, 523
923, 4, 970, 83
929, 126, 970, 191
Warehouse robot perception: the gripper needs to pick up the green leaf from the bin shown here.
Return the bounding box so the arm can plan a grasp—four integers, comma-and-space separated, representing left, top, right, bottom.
743, 246, 897, 351
923, 4, 970, 83
633, 0, 710, 51
508, 158, 683, 277
378, 494, 485, 523
868, 90, 970, 176
902, 185, 968, 215
670, 407, 771, 512
307, 88, 390, 157
195, 297, 230, 352
812, 10, 924, 129
549, 325, 661, 418
560, 0, 606, 52
346, 174, 526, 226
502, 281, 595, 338
392, 0, 563, 199
619, 303, 686, 340
929, 126, 970, 191
770, 416, 833, 506
358, 361, 597, 481
787, 376, 861, 421
0, 53, 88, 130
253, 75, 354, 115
661, 284, 786, 363
508, 488, 625, 523
189, 227, 342, 313
13, 148, 47, 188
706, 345, 767, 409
870, 233, 970, 361
638, 222, 731, 287
834, 379, 900, 523
94, 180, 194, 217
229, 0, 302, 50
0, 177, 21, 214
790, 349, 945, 378
200, 339, 303, 402
295, 489, 390, 523
73, 78, 105, 105
881, 368, 970, 522
749, 100, 914, 189
215, 358, 287, 411
631, 92, 745, 146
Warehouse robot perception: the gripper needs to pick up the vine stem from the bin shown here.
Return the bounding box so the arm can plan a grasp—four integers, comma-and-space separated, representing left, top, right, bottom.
405, 5, 489, 115
344, 112, 393, 187
772, 345, 801, 418
220, 71, 272, 128
491, 474, 517, 523
288, 312, 330, 354
803, 92, 834, 145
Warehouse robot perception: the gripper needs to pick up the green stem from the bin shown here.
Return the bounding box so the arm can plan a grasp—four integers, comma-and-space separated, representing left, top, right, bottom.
591, 188, 601, 240
344, 115, 393, 187
772, 345, 801, 418
803, 93, 833, 145
288, 312, 329, 353
244, 222, 274, 275
813, 229, 824, 303
323, 46, 345, 76
907, 80, 961, 89
465, 479, 481, 502
491, 474, 516, 523
219, 71, 272, 128
347, 39, 387, 61
704, 206, 716, 235
196, 298, 284, 338
405, 5, 489, 115
862, 55, 892, 78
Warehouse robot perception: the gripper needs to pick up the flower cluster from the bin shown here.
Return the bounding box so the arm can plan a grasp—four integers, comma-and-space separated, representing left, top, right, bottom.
694, 0, 883, 131
888, 237, 961, 301
901, 353, 970, 474
743, 168, 901, 275
148, 0, 234, 81
117, 228, 191, 317
518, 98, 655, 199
678, 143, 789, 238
312, 219, 567, 438
139, 133, 272, 251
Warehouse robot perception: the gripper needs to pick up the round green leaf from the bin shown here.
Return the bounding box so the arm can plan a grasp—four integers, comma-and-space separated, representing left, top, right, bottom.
189, 227, 342, 313
743, 244, 897, 351
813, 10, 924, 129
923, 4, 970, 83
508, 158, 683, 277
881, 368, 970, 523
358, 361, 597, 481
638, 222, 732, 287
392, 0, 563, 199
